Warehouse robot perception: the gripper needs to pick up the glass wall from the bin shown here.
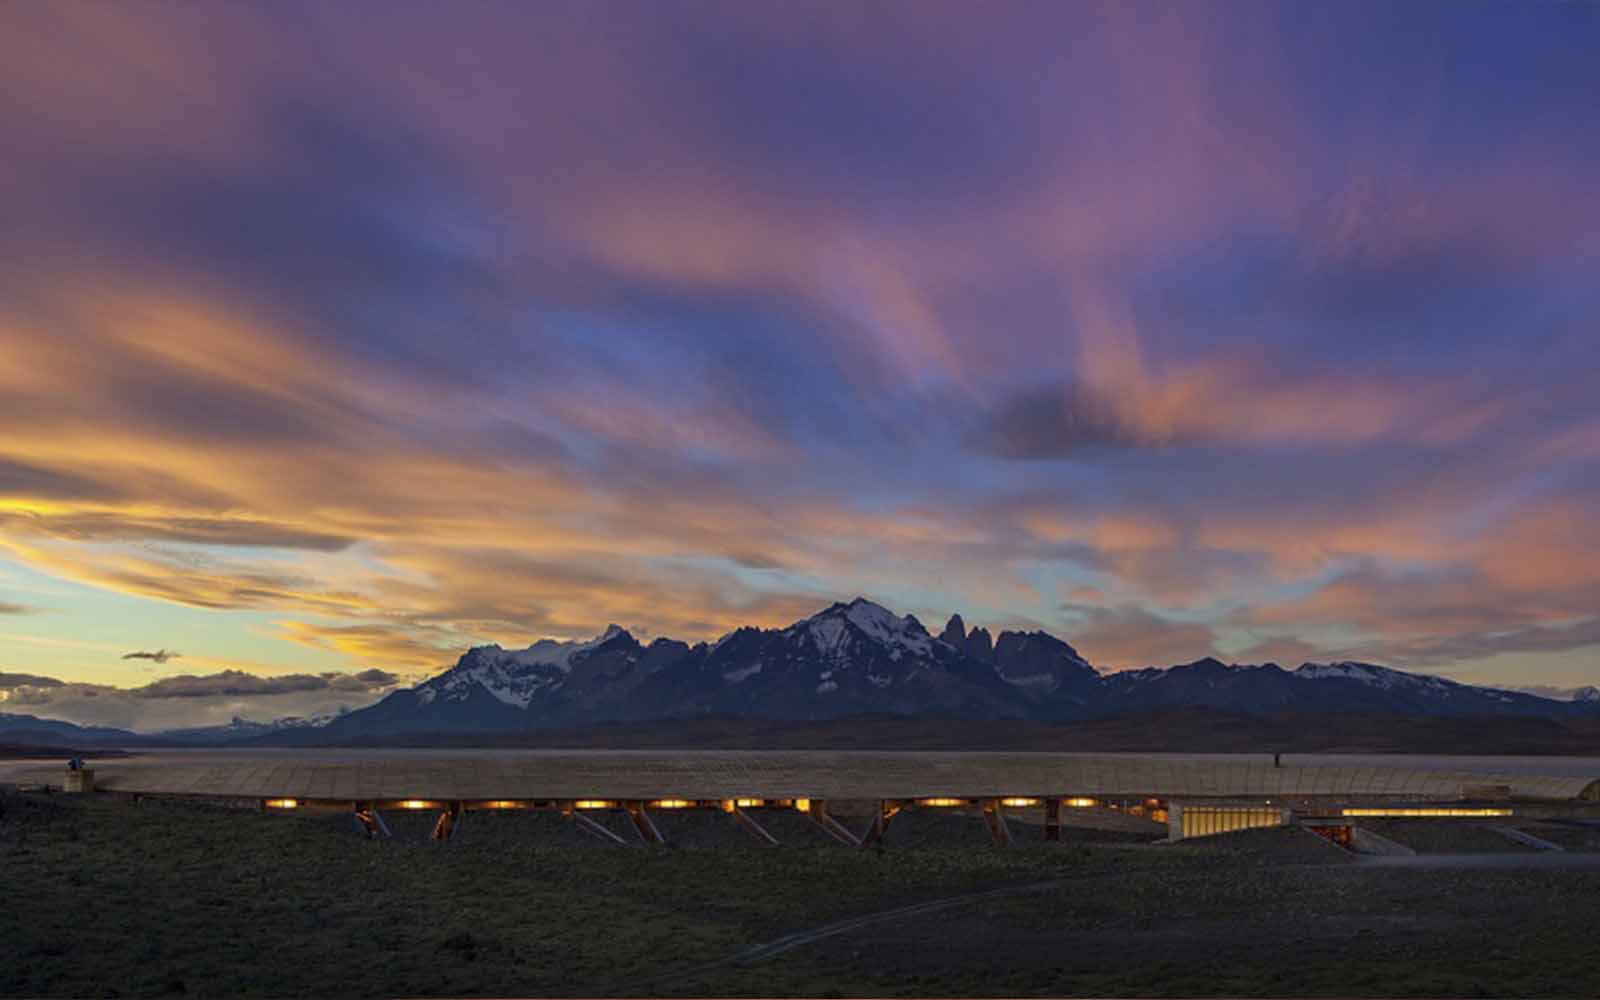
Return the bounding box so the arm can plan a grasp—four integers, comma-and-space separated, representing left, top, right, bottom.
1179, 805, 1286, 839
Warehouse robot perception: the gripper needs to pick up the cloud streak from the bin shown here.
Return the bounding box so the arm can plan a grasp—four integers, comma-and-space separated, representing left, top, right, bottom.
0, 1, 1597, 724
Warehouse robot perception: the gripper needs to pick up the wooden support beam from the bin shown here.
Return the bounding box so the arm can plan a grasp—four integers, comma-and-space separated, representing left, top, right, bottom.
1044, 797, 1061, 842
624, 801, 667, 845
431, 801, 463, 841
858, 800, 901, 849
981, 799, 1012, 846
730, 805, 780, 846
568, 808, 629, 846
806, 799, 862, 847
353, 802, 392, 839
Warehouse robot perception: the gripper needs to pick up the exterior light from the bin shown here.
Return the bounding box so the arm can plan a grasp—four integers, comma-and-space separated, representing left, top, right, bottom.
399, 799, 430, 810
1341, 807, 1513, 818
574, 799, 614, 810
1064, 797, 1097, 808
918, 797, 966, 807
1001, 797, 1040, 808
650, 799, 693, 809
482, 800, 520, 810
794, 798, 811, 813
264, 798, 298, 809
735, 798, 764, 808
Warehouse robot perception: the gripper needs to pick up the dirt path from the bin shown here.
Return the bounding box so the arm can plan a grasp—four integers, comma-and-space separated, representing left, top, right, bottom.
625, 870, 1153, 994
1357, 851, 1600, 870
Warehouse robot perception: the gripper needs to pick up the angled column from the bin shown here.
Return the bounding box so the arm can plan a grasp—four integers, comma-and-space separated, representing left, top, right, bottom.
981, 799, 1012, 846
1044, 798, 1061, 842
858, 800, 901, 849
624, 801, 667, 845
431, 801, 463, 841
353, 802, 392, 839
805, 799, 862, 846
563, 802, 629, 845
726, 802, 780, 845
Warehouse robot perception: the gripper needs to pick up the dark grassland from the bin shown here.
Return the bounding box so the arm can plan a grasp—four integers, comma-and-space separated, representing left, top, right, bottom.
4, 792, 1599, 998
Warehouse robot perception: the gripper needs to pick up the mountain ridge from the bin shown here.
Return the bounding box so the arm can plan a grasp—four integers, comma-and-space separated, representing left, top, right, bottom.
6, 598, 1593, 745
310, 597, 1595, 738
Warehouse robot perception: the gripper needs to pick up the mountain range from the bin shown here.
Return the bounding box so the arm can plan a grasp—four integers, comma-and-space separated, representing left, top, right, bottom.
4, 597, 1595, 747
309, 597, 1598, 738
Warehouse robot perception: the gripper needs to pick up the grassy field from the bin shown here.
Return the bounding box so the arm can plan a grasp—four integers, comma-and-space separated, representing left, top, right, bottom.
4, 791, 1600, 998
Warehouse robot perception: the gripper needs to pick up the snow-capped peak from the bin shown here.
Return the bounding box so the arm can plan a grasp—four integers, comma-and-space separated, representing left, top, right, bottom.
787, 597, 934, 661
429, 625, 634, 708
1295, 661, 1454, 691
498, 624, 627, 670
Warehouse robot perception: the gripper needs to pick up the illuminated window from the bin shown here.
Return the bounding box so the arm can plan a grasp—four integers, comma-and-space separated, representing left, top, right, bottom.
574, 799, 615, 810
650, 799, 693, 809
1063, 797, 1097, 808
1179, 806, 1285, 839
264, 798, 298, 809
794, 798, 811, 812
918, 797, 966, 807
1001, 797, 1040, 807
1341, 807, 1513, 818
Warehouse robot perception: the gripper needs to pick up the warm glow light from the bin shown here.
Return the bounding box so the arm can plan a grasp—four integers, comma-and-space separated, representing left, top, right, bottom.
399, 799, 431, 810
650, 798, 693, 809
1001, 797, 1040, 807
264, 798, 298, 809
1341, 807, 1514, 817
794, 798, 811, 813
918, 797, 967, 807
736, 798, 764, 808
574, 799, 615, 810
1064, 797, 1097, 808
481, 800, 521, 809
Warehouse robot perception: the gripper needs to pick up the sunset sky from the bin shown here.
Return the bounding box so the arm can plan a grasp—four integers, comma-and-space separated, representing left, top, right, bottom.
2, 2, 1597, 729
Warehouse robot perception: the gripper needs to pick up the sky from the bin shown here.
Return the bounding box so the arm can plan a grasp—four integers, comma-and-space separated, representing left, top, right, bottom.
1, 1, 1598, 730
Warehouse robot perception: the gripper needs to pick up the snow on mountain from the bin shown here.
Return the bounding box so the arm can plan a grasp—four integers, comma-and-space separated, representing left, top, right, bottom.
1295, 661, 1455, 692
307, 598, 1595, 739
787, 597, 934, 662
424, 625, 631, 709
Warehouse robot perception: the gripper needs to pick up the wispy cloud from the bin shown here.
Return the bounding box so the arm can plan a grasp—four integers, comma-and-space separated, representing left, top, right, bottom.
0, 0, 1596, 707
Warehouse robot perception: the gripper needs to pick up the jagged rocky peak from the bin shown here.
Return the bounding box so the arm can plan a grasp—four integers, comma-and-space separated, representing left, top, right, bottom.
938, 613, 995, 661
940, 613, 967, 645
967, 626, 994, 661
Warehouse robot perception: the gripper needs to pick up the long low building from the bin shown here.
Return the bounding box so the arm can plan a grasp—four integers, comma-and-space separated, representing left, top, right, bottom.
4, 749, 1596, 803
